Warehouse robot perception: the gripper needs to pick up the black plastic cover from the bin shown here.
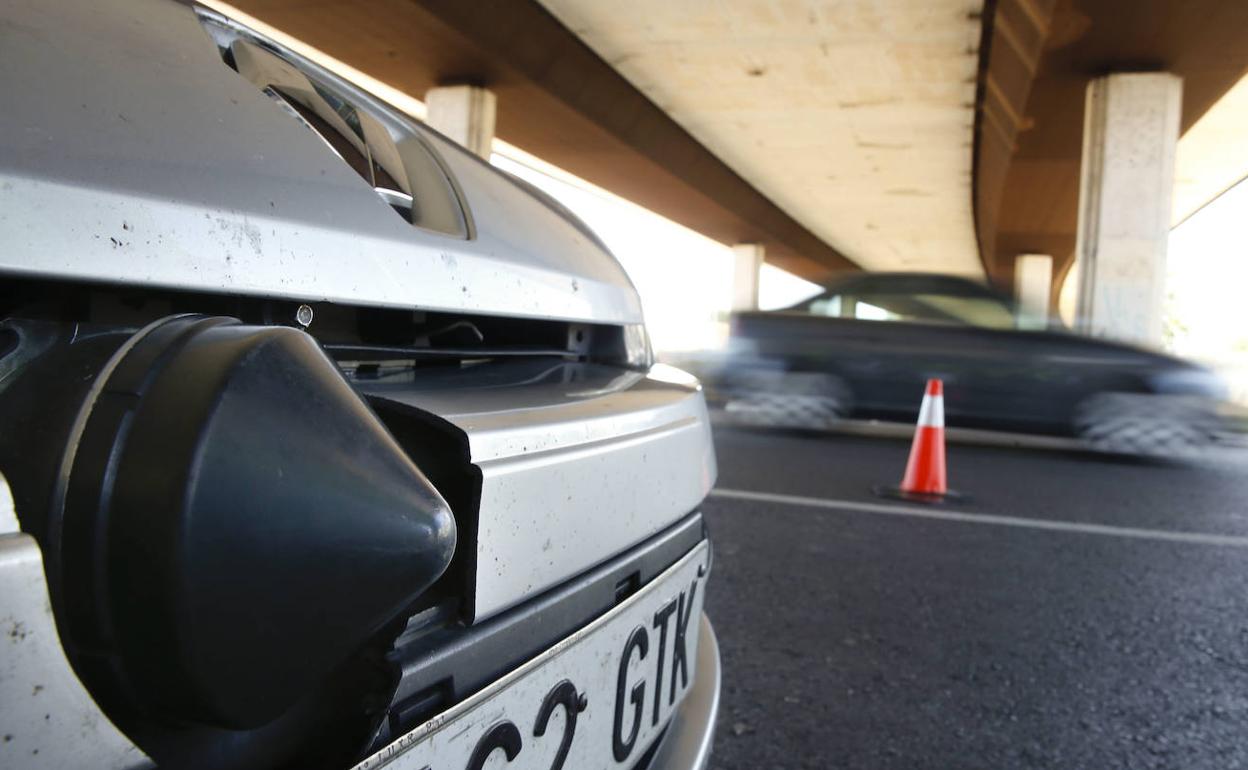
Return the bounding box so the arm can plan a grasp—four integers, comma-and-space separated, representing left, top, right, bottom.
55, 315, 456, 731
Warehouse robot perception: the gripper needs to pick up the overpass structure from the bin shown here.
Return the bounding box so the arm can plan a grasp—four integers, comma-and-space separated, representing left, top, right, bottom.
221, 0, 1248, 345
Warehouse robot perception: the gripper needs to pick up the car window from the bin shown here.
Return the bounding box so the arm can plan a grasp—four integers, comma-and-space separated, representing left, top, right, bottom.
229, 40, 469, 238
802, 291, 1016, 329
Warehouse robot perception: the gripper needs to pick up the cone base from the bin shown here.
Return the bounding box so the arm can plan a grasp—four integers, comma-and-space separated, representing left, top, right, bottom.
871, 485, 969, 505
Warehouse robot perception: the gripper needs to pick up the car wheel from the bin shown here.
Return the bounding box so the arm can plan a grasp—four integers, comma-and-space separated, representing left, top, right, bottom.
1074, 392, 1214, 458
723, 371, 850, 430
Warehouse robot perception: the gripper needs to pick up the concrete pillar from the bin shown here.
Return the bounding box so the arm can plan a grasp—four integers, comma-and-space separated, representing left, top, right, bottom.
1014, 253, 1053, 330
731, 243, 765, 310
1074, 73, 1182, 346
424, 85, 496, 158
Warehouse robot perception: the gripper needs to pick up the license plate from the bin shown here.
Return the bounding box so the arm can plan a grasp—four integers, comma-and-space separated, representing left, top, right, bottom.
353, 541, 710, 770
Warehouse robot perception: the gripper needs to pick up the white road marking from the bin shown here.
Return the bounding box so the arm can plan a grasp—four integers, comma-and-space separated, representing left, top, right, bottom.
709, 488, 1248, 548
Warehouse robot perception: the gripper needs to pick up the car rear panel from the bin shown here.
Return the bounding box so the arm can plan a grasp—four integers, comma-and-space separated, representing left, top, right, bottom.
358, 361, 715, 622
0, 0, 721, 766
0, 0, 642, 326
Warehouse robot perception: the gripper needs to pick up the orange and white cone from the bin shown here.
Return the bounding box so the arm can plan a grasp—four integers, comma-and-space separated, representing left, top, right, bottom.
874, 379, 964, 503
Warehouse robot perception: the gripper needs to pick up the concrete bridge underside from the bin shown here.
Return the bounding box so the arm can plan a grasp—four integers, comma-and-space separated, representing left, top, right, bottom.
976, 0, 1248, 294
225, 0, 1248, 297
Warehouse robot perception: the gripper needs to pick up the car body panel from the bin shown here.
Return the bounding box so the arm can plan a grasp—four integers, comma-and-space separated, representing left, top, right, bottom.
359, 360, 717, 622
0, 0, 718, 766
0, 476, 152, 770
0, 0, 642, 325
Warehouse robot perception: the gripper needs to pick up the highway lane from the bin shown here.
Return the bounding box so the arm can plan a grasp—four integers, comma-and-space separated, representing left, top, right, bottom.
702, 426, 1248, 769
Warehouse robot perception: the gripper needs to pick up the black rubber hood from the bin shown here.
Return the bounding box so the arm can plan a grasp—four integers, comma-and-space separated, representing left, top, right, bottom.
54, 315, 456, 730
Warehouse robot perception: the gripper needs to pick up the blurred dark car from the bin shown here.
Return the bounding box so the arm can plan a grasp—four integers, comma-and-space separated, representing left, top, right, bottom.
705, 272, 1227, 454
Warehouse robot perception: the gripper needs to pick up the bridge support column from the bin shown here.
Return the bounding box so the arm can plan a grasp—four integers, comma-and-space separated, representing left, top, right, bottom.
425, 85, 496, 158
1014, 253, 1053, 329
1074, 73, 1182, 346
731, 243, 765, 310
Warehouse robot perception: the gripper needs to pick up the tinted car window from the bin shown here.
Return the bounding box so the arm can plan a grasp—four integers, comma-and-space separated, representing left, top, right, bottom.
803, 290, 1017, 329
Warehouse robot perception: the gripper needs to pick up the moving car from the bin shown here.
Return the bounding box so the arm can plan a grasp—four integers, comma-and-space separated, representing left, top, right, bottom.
707, 272, 1225, 454
0, 1, 719, 768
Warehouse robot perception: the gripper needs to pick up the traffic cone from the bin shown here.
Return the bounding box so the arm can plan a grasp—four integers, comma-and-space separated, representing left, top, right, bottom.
874, 379, 964, 503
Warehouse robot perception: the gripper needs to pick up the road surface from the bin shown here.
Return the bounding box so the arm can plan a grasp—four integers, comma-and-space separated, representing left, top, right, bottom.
703, 425, 1248, 769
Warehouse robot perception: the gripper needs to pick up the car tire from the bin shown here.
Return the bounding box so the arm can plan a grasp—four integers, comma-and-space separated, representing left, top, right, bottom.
1074, 392, 1215, 458
722, 371, 850, 430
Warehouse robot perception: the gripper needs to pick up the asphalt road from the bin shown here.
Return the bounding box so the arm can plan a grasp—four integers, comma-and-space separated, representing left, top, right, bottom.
702, 425, 1248, 769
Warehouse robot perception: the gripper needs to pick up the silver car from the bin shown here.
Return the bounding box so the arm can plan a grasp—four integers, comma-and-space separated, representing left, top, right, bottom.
0, 0, 719, 768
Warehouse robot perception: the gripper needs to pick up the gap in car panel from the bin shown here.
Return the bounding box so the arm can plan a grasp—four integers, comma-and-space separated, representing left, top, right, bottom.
199, 12, 470, 238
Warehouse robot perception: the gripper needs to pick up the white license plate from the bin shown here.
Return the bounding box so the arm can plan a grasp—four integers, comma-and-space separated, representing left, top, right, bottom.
353, 541, 710, 770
